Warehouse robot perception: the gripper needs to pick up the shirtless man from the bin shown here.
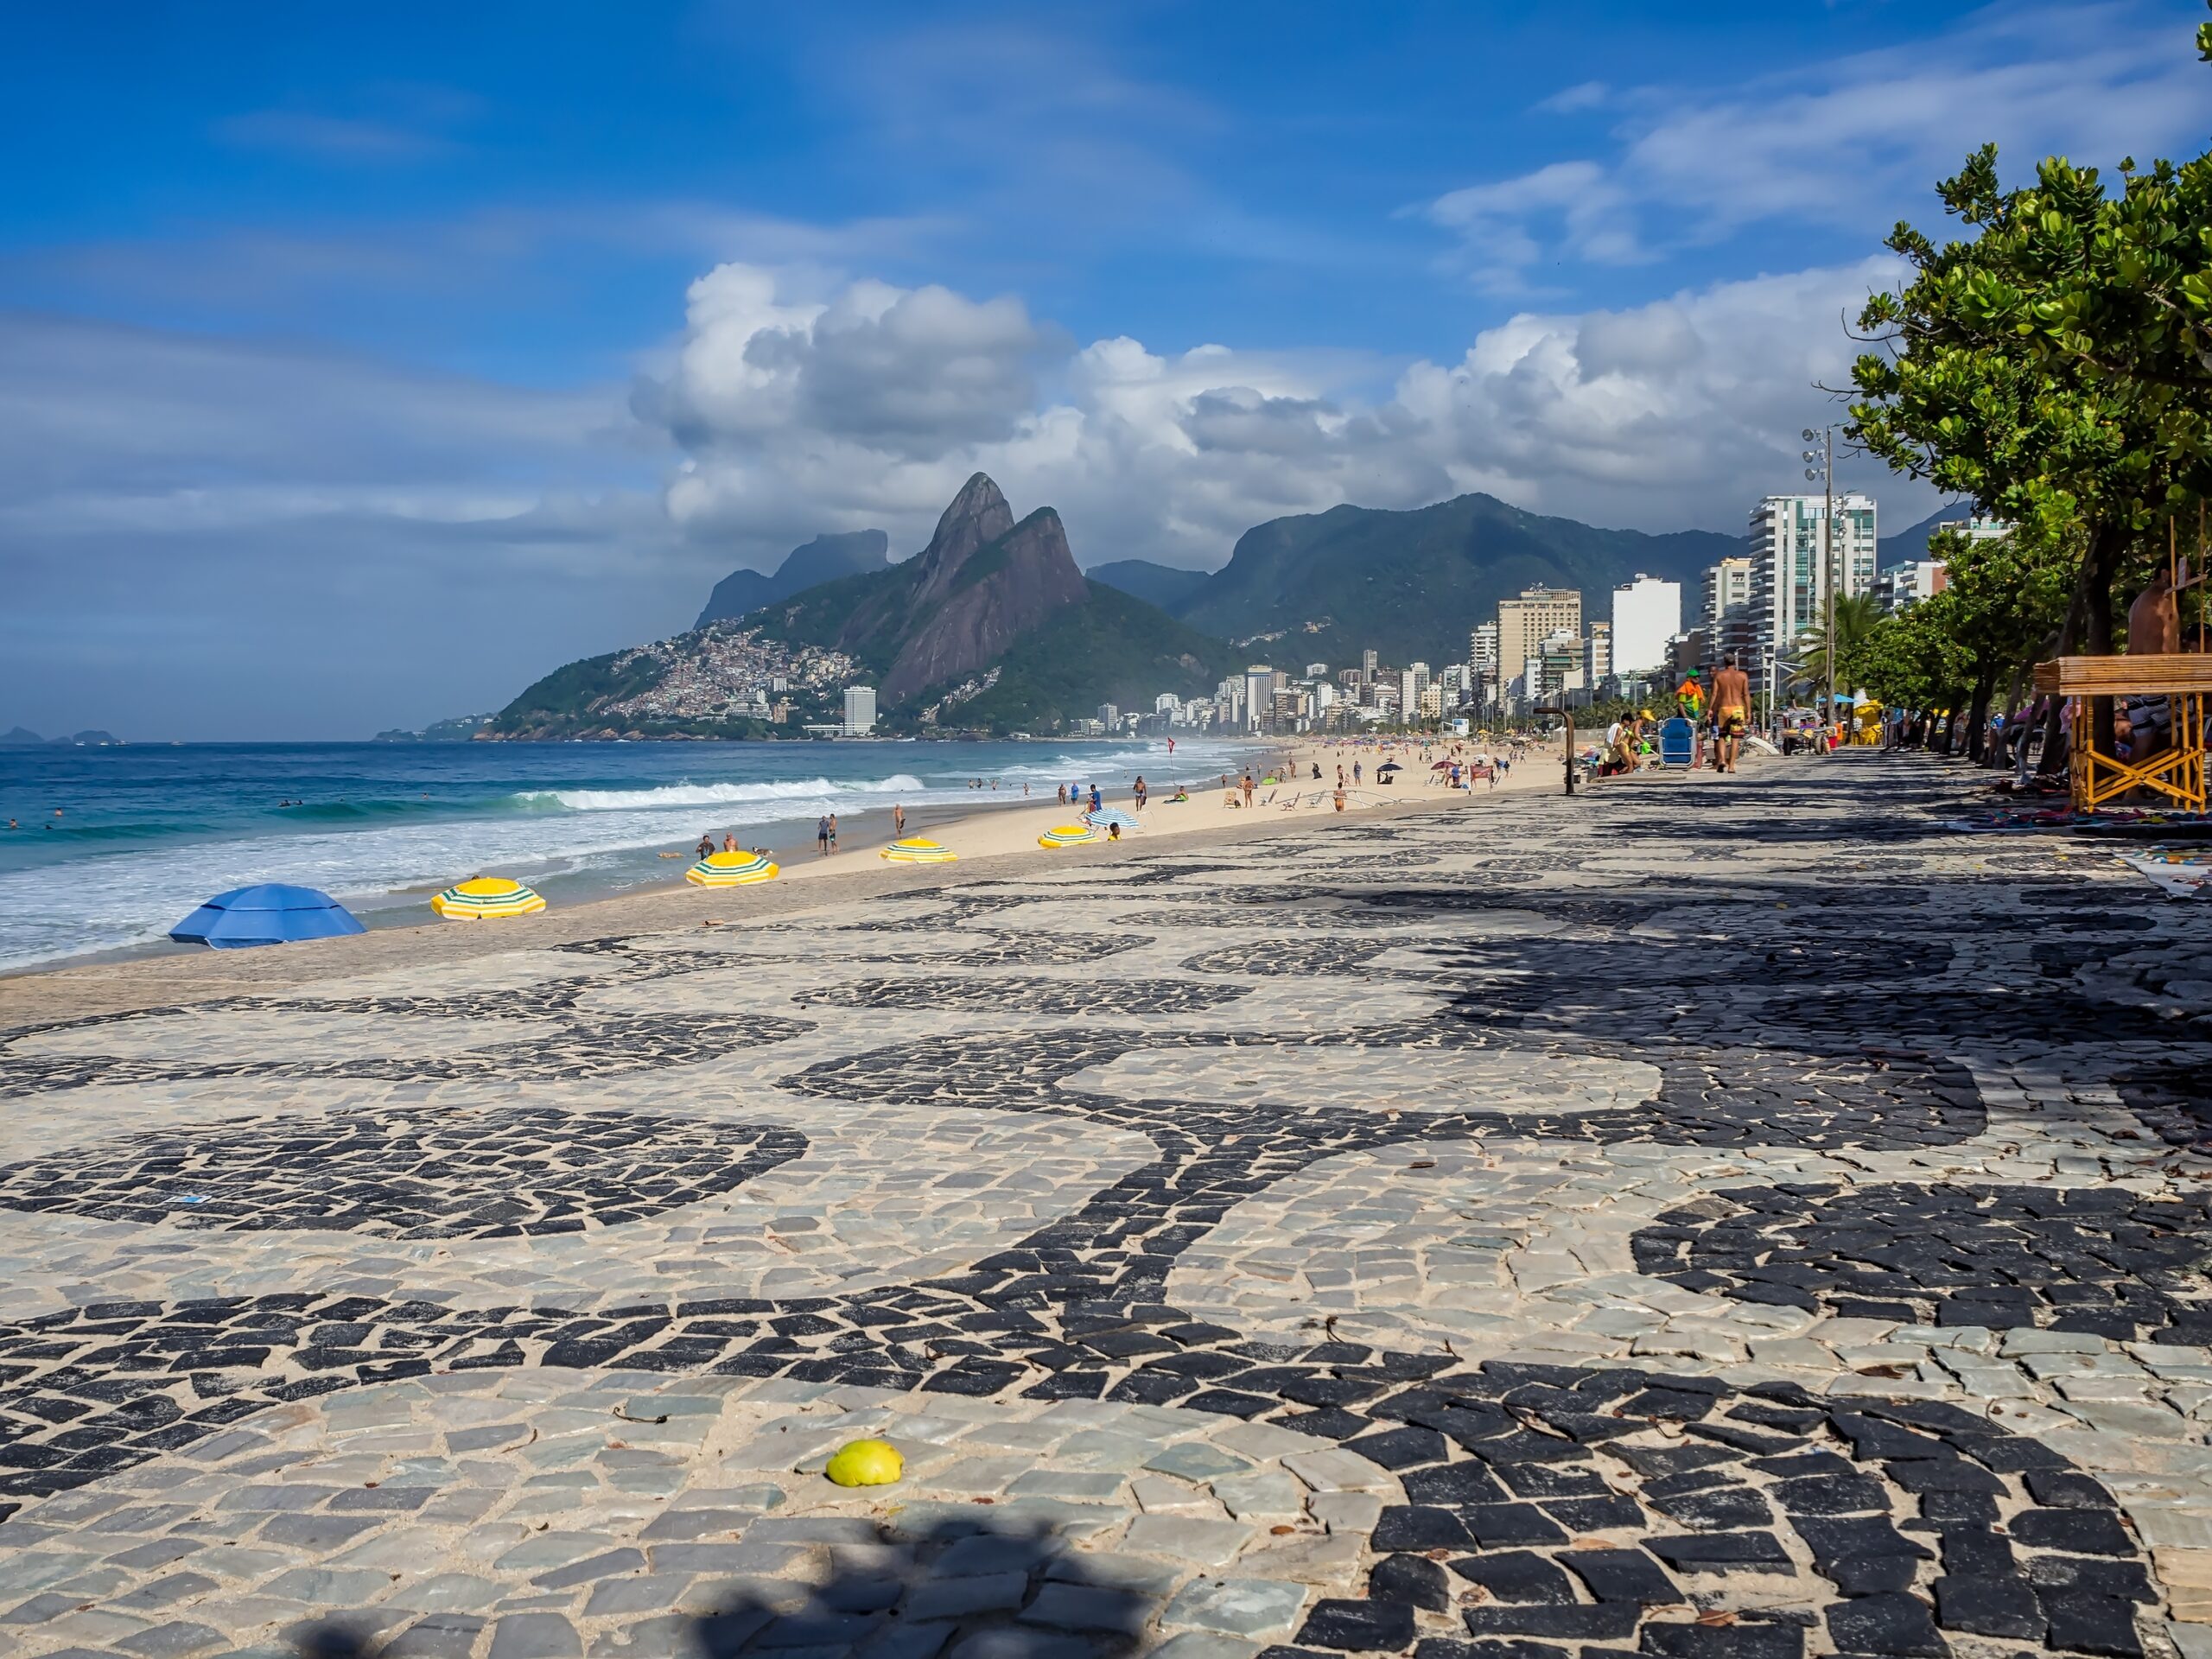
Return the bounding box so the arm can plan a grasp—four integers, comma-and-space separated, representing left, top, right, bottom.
1712, 653, 1752, 774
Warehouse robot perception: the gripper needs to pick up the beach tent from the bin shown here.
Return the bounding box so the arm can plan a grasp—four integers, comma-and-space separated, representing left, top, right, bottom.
1085, 809, 1141, 830
430, 876, 547, 919
169, 884, 365, 950
686, 850, 779, 887
880, 837, 957, 864
1039, 824, 1096, 848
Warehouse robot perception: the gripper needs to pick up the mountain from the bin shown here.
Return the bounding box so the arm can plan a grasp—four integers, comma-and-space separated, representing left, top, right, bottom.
374, 714, 492, 742
4, 727, 121, 747
1088, 558, 1211, 613
1173, 493, 1742, 668
0, 727, 42, 747
695, 530, 892, 628
753, 474, 1095, 703
1878, 502, 1973, 569
487, 474, 1230, 739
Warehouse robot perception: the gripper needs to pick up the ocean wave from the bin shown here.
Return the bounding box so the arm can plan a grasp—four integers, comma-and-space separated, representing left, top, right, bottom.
516, 776, 926, 812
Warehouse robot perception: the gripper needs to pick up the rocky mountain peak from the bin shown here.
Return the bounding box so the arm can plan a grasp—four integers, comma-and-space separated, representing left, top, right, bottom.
910, 474, 1016, 609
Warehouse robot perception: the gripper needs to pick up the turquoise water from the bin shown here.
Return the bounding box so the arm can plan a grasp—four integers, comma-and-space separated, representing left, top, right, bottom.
0, 738, 1240, 972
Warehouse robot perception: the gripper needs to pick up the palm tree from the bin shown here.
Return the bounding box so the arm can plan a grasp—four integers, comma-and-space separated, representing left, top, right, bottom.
1791, 593, 1884, 702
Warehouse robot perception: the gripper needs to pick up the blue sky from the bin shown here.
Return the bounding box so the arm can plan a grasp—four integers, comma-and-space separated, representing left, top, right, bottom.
2, 0, 2205, 737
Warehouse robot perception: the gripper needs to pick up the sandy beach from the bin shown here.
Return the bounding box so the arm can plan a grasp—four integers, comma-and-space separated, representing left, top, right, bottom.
0, 734, 1564, 1025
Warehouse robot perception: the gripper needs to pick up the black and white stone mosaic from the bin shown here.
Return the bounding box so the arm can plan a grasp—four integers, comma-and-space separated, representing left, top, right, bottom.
1, 755, 2208, 1659
1633, 1183, 2212, 1342
0, 1106, 807, 1240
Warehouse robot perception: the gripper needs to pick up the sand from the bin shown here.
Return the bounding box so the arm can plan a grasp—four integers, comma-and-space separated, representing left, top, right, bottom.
0, 735, 1569, 1026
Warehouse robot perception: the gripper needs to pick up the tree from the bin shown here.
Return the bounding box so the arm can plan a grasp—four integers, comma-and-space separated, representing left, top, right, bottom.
1791, 593, 1884, 703
1848, 16, 2212, 755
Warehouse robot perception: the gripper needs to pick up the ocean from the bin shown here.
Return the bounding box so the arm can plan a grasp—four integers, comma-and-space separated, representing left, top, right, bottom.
0, 738, 1251, 975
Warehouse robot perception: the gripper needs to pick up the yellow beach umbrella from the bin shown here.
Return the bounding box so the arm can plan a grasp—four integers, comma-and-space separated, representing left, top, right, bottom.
1038, 823, 1096, 848
430, 876, 546, 920
686, 850, 779, 887
880, 836, 956, 864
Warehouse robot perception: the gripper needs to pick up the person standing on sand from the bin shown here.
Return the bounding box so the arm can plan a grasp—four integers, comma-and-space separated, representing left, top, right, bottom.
722, 832, 737, 852
828, 814, 839, 851
1712, 653, 1752, 774
817, 815, 830, 857
697, 833, 715, 860
893, 804, 906, 836
1089, 784, 1103, 814
1241, 772, 1255, 808
1134, 775, 1147, 809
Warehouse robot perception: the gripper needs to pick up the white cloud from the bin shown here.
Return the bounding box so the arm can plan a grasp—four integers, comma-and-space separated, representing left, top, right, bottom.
643, 257, 1929, 577
1427, 1, 2208, 289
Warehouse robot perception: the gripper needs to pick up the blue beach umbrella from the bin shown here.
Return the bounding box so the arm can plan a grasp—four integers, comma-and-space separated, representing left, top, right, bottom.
169, 884, 365, 950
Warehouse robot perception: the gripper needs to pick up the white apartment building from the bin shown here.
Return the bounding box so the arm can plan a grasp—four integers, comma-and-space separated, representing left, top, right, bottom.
1243, 665, 1274, 733
1154, 692, 1182, 716
1470, 622, 1499, 676
1584, 621, 1611, 688
1498, 589, 1582, 690
1703, 557, 1751, 628
1747, 493, 1878, 656
842, 685, 877, 735
1611, 575, 1681, 674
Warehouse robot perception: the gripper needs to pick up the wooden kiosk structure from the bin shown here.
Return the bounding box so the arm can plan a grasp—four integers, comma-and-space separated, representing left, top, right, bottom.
2032, 519, 2212, 812
2031, 653, 2212, 811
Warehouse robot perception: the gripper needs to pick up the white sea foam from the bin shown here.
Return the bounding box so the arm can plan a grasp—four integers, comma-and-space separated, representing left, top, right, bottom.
521, 775, 925, 812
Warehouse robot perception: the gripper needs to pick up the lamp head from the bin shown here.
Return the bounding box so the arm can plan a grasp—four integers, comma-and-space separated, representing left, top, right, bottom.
1802, 428, 1818, 442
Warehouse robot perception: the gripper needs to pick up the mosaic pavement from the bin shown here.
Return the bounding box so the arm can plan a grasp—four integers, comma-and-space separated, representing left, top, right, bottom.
4, 754, 2212, 1659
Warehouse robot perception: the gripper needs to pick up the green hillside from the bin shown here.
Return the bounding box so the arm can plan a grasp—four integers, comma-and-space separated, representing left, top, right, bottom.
1177, 493, 1740, 665
935, 582, 1232, 734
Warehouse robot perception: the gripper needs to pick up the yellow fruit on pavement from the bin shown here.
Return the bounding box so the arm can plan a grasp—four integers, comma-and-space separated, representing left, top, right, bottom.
825, 1439, 903, 1487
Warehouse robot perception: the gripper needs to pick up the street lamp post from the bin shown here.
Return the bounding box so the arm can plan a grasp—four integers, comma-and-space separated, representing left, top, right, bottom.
1802, 427, 1839, 749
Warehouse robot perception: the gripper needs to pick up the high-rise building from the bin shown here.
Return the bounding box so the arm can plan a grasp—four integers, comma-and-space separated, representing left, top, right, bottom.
1244, 665, 1274, 733
1096, 703, 1120, 728
1611, 575, 1681, 674
1470, 622, 1499, 676
1304, 662, 1329, 679
1532, 630, 1585, 701
1748, 493, 1877, 657
842, 685, 877, 735
1361, 648, 1379, 686
1703, 557, 1752, 629
1498, 588, 1582, 690
1584, 621, 1612, 688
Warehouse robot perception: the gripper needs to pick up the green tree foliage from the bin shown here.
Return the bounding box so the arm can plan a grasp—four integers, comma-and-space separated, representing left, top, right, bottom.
1791, 593, 1885, 702
1847, 7, 2212, 754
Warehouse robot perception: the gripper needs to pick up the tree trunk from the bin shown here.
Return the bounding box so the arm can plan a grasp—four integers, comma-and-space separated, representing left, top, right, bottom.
2082, 518, 2130, 759
1965, 672, 1998, 764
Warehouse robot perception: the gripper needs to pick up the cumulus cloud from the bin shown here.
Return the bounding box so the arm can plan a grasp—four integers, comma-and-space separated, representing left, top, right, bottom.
0, 313, 693, 740
1428, 1, 2207, 289
641, 257, 1923, 580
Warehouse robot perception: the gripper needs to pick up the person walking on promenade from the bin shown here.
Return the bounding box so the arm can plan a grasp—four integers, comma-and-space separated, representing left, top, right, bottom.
1712, 653, 1752, 774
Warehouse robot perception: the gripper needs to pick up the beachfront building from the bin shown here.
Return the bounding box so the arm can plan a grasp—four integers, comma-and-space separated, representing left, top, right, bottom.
1470, 621, 1499, 677
1361, 648, 1379, 687
1611, 575, 1681, 674
1873, 561, 1949, 613
842, 685, 877, 736
1584, 621, 1612, 690
1748, 493, 1878, 657
1498, 588, 1582, 693
1243, 665, 1274, 734
1096, 703, 1120, 730
1703, 557, 1751, 629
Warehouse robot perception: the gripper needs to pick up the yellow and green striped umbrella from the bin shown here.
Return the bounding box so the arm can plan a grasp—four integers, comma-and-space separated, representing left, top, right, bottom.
880, 836, 956, 864
686, 850, 779, 887
1038, 823, 1096, 848
430, 876, 547, 920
